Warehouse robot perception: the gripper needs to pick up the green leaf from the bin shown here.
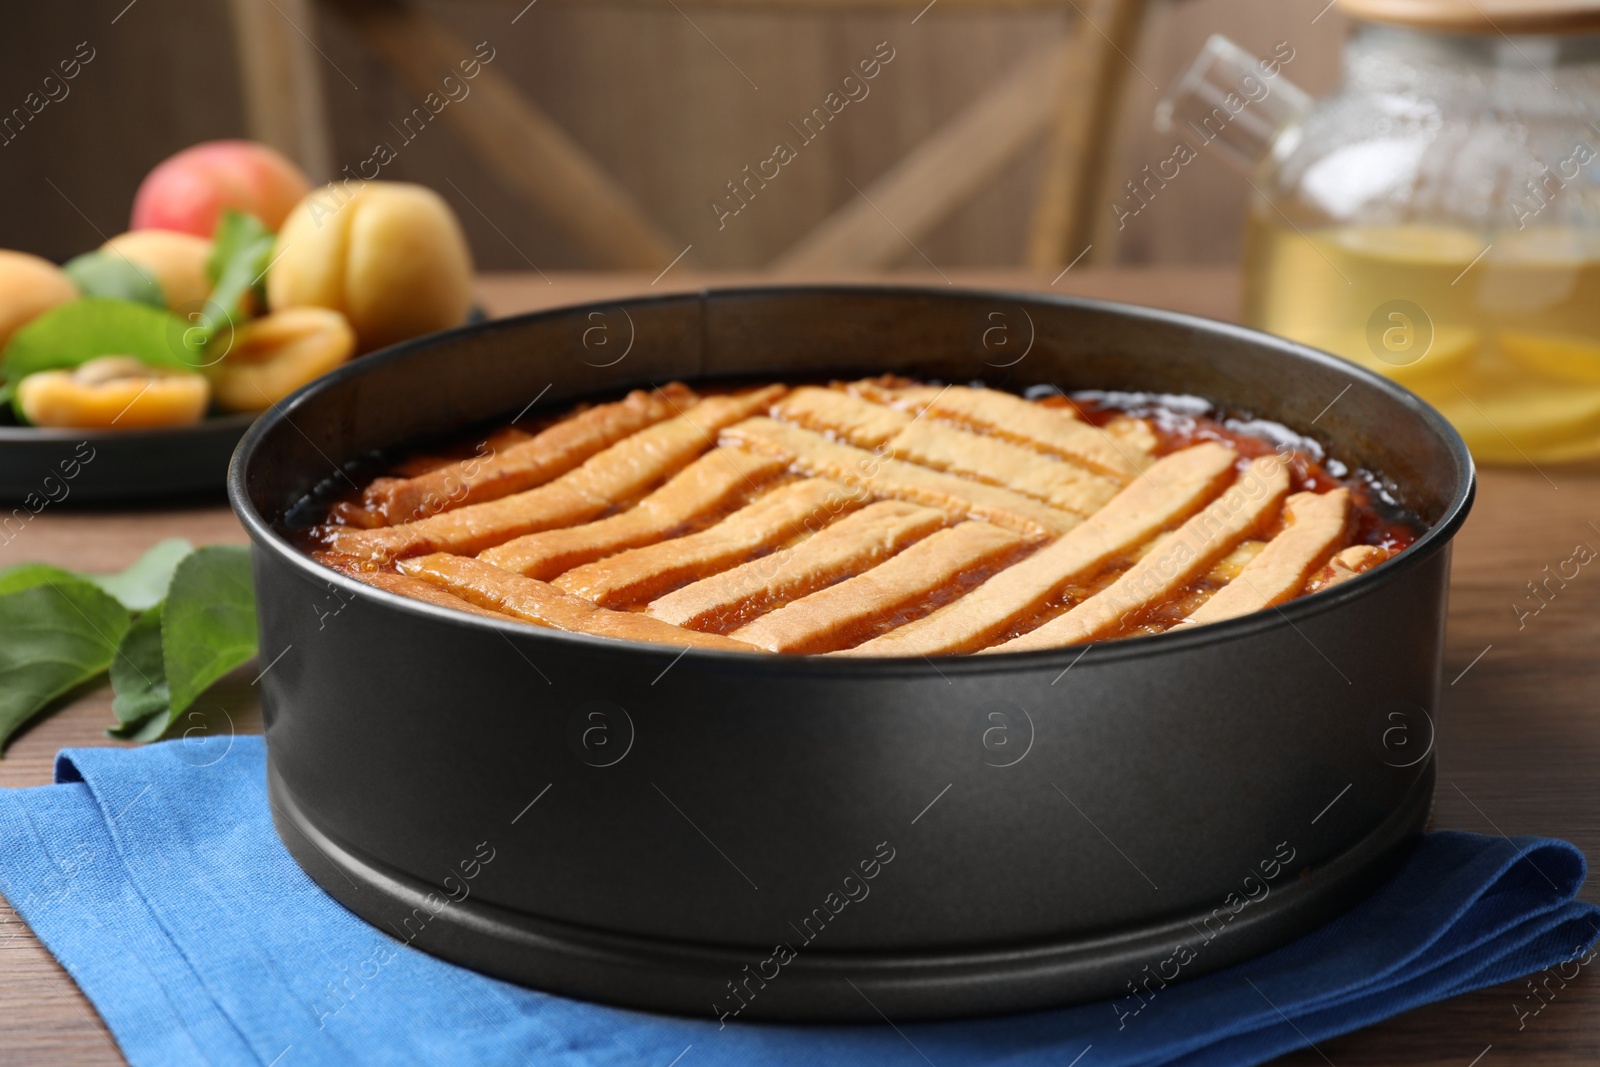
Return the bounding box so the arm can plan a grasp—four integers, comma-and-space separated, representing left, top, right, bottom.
107, 603, 171, 741
193, 211, 273, 354
0, 540, 194, 611
1, 299, 201, 401
88, 538, 194, 612
63, 250, 166, 308
0, 563, 84, 597
161, 545, 258, 717
0, 542, 252, 749
0, 577, 131, 751
206, 211, 272, 284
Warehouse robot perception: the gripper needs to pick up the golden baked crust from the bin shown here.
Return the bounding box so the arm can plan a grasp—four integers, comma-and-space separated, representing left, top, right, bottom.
310, 379, 1389, 655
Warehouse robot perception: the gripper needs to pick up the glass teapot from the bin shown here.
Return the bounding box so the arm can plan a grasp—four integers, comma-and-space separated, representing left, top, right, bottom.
1159, 0, 1600, 463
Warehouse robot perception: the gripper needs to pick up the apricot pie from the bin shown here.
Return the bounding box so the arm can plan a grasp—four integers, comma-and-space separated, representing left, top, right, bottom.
306, 379, 1417, 655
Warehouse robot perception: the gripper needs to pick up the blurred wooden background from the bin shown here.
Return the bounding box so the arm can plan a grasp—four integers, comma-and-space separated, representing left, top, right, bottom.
0, 0, 1345, 271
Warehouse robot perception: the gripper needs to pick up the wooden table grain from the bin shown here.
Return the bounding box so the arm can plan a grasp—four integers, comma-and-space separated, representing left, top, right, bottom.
1, 268, 1595, 1066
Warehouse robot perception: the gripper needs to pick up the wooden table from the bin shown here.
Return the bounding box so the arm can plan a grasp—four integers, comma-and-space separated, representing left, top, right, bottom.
2, 268, 1596, 1066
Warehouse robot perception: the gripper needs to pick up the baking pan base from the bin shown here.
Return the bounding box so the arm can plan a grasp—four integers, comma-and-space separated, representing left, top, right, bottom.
269, 756, 1435, 1022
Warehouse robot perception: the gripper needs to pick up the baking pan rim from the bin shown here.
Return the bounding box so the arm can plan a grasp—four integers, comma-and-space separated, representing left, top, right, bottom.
228, 284, 1476, 673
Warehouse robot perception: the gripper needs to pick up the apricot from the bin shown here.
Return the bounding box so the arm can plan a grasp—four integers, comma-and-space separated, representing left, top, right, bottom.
102, 230, 213, 311
0, 251, 78, 351
209, 306, 356, 412
16, 356, 210, 429
266, 181, 473, 353
131, 140, 311, 238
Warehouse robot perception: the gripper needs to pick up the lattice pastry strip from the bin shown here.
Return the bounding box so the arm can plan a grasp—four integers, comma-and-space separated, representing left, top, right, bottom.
988, 455, 1292, 652
324, 380, 1371, 657
397, 553, 756, 651
776, 386, 1124, 515
845, 441, 1239, 656
722, 417, 1080, 537
1177, 489, 1352, 627
774, 386, 911, 448
361, 383, 696, 523
647, 500, 949, 631
479, 446, 787, 579
553, 478, 858, 608
731, 522, 1027, 654
325, 385, 785, 561
354, 570, 520, 622
849, 379, 1147, 480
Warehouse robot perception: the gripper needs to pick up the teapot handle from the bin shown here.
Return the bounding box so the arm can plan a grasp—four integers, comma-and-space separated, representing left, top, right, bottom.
1155, 35, 1312, 171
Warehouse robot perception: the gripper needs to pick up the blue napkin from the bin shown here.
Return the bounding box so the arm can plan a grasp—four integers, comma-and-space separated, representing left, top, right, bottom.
1, 737, 1595, 1067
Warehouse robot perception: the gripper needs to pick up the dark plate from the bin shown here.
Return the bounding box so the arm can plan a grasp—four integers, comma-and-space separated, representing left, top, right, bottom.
0, 413, 254, 506
232, 285, 1475, 1021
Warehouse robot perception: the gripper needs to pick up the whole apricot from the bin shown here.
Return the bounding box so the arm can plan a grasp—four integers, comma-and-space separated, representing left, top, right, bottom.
0, 250, 78, 351
102, 230, 213, 311
131, 140, 311, 238
266, 181, 473, 353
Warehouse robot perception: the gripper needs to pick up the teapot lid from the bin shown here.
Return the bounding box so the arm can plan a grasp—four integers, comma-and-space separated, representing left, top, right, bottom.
1339, 0, 1600, 32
